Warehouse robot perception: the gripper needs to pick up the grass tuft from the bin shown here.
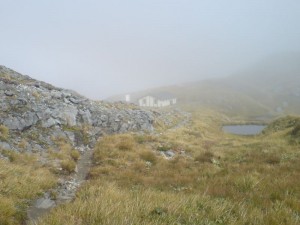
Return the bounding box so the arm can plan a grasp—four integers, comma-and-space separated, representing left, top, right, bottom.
0, 152, 56, 224
61, 159, 76, 174
140, 150, 157, 164
70, 150, 80, 161
0, 125, 9, 141
195, 151, 214, 163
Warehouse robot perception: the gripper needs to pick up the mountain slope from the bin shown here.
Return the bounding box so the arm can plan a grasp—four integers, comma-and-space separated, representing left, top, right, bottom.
0, 65, 154, 154
112, 53, 300, 119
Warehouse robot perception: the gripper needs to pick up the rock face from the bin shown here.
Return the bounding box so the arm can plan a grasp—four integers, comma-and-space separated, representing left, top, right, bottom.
0, 66, 154, 152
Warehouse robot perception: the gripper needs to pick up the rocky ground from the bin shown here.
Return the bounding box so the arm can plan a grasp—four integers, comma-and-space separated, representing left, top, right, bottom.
0, 65, 154, 155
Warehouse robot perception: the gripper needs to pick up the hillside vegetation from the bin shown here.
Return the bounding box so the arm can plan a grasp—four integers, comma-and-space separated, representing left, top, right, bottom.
36, 111, 300, 225
110, 53, 300, 119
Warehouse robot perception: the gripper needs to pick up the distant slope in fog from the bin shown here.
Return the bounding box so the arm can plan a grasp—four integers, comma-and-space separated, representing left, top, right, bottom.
109, 52, 300, 118
219, 52, 300, 115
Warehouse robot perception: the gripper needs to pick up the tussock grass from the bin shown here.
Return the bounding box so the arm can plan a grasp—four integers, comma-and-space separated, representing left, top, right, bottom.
70, 150, 80, 161
89, 133, 210, 190
37, 112, 300, 225
37, 179, 300, 225
0, 124, 9, 141
36, 181, 243, 225
48, 138, 80, 173
17, 139, 28, 150
60, 159, 76, 174
0, 152, 56, 225
194, 151, 215, 163
139, 150, 157, 164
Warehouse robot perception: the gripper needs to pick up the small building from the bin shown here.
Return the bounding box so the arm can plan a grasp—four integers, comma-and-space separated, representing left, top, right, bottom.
138, 92, 177, 107
125, 94, 131, 102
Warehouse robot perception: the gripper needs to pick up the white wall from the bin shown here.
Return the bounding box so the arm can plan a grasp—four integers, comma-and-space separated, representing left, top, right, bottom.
138, 96, 155, 107
138, 96, 177, 107
125, 94, 130, 102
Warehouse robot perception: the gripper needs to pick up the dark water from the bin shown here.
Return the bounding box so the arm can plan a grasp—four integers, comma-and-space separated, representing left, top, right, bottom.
223, 125, 266, 135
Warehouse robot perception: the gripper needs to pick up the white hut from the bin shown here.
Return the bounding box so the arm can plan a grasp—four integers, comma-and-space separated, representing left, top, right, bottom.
138, 92, 177, 107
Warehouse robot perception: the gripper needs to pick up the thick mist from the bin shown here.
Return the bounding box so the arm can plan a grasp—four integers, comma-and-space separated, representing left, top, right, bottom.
0, 0, 300, 99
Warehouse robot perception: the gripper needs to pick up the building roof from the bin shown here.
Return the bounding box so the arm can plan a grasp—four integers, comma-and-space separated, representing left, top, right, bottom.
140, 92, 176, 100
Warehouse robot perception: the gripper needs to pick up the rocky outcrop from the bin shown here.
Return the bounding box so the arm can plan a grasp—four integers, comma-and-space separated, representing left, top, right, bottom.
0, 65, 154, 153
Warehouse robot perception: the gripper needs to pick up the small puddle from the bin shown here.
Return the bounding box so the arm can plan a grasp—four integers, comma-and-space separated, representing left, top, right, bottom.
223, 124, 266, 135
27, 148, 93, 224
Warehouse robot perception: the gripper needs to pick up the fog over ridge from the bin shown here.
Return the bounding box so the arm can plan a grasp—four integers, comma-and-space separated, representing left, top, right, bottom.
0, 1, 300, 99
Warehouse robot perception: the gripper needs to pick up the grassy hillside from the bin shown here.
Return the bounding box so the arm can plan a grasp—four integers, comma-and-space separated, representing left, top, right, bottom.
185, 54, 300, 115
35, 111, 300, 225
110, 53, 300, 119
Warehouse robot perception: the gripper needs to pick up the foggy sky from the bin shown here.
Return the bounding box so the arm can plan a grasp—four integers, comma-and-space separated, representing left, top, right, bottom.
1, 0, 300, 99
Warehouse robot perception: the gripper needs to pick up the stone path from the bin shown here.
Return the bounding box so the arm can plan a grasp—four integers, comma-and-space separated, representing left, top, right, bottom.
26, 148, 93, 224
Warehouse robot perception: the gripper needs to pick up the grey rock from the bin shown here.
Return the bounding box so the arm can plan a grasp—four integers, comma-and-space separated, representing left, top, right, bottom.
0, 65, 154, 154
17, 98, 27, 105
4, 112, 39, 131
42, 117, 57, 128
69, 97, 81, 104
4, 90, 14, 96
51, 90, 62, 99
161, 150, 176, 159
35, 198, 56, 209
3, 116, 22, 130
65, 131, 75, 143
119, 123, 129, 133
52, 105, 78, 126
0, 141, 11, 150
23, 112, 39, 127
165, 150, 175, 158
100, 114, 108, 122
78, 109, 92, 124
62, 91, 71, 98
32, 144, 44, 153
